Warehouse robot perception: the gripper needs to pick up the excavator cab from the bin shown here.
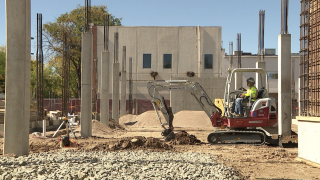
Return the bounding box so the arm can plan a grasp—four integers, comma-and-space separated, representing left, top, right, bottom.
223, 68, 276, 119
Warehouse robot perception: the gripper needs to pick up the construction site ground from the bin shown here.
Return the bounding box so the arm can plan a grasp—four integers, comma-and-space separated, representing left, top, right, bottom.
0, 110, 319, 179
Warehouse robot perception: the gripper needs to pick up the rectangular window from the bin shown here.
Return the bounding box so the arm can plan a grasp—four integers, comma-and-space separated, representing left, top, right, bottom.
163, 54, 172, 69
143, 54, 151, 68
267, 72, 278, 79
204, 54, 213, 69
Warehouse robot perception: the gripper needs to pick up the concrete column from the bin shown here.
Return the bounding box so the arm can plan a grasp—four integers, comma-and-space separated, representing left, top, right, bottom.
256, 61, 266, 89
81, 32, 92, 138
298, 78, 301, 116
121, 71, 126, 117
197, 25, 202, 77
120, 46, 126, 117
112, 63, 120, 122
42, 120, 46, 137
235, 72, 242, 90
100, 51, 110, 126
4, 0, 31, 156
278, 34, 291, 136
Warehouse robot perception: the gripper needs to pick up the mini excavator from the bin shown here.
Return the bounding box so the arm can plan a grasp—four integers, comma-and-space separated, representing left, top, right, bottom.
147, 68, 278, 145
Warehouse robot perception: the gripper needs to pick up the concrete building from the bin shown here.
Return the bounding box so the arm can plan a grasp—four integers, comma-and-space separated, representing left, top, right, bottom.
92, 26, 300, 114
94, 26, 223, 102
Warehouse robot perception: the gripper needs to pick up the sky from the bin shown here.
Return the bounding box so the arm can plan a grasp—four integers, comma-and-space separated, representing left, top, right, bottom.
0, 0, 301, 55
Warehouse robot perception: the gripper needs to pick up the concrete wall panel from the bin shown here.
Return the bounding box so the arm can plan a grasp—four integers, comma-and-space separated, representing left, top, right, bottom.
298, 121, 320, 164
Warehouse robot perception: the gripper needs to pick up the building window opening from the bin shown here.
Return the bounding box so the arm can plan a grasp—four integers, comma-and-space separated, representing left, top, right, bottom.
204, 54, 213, 69
143, 54, 151, 68
163, 54, 172, 69
267, 72, 278, 79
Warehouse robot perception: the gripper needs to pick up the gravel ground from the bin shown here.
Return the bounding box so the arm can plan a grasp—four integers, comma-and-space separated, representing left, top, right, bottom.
0, 150, 243, 180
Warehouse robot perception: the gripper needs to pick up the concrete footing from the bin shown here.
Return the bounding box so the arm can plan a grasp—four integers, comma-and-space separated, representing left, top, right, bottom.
4, 0, 31, 156
80, 32, 92, 138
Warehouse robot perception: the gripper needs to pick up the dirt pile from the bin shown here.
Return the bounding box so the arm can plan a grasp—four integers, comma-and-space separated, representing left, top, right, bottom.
130, 110, 213, 128
119, 114, 138, 126
132, 111, 164, 127
29, 138, 61, 153
173, 111, 212, 128
108, 118, 125, 130
77, 136, 173, 151
169, 131, 202, 145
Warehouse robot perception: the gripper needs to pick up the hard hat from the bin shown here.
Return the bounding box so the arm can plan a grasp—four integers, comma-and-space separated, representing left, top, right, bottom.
246, 77, 255, 84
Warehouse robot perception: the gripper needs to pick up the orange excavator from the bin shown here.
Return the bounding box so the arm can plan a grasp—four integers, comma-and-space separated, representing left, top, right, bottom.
147, 68, 278, 145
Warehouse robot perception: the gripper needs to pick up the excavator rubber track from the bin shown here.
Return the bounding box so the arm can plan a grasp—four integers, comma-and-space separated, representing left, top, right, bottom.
207, 129, 266, 145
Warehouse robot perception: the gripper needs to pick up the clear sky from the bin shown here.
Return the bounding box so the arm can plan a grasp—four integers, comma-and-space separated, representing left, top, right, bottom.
0, 0, 301, 55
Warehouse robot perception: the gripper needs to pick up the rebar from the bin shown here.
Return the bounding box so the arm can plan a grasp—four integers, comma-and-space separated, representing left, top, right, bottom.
236, 33, 241, 68
258, 10, 266, 62
36, 13, 44, 121
114, 32, 119, 63
84, 0, 91, 33
229, 42, 233, 68
281, 0, 289, 34
129, 57, 133, 114
104, 15, 109, 51
299, 0, 320, 117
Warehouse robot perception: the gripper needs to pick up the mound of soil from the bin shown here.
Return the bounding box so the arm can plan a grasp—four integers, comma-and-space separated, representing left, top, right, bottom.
119, 114, 138, 126
169, 131, 202, 145
173, 111, 212, 128
29, 138, 61, 153
78, 136, 173, 151
108, 118, 125, 130
132, 111, 164, 127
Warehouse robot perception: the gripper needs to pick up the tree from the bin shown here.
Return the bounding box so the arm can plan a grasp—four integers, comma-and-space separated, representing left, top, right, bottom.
0, 46, 5, 92
43, 5, 122, 97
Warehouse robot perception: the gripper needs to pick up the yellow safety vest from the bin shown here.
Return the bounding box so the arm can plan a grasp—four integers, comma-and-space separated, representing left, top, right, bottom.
244, 86, 257, 101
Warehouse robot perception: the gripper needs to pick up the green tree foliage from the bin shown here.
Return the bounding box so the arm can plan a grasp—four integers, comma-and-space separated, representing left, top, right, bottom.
30, 57, 64, 98
0, 46, 5, 92
43, 5, 122, 97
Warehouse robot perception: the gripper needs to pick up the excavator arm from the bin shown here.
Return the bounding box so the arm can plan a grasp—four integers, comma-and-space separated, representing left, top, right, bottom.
147, 80, 222, 140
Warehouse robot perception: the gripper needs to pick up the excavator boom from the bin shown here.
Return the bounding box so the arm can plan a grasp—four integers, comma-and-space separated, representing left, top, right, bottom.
147, 80, 221, 140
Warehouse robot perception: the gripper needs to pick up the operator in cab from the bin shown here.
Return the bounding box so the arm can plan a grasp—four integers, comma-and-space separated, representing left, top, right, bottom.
232, 77, 257, 117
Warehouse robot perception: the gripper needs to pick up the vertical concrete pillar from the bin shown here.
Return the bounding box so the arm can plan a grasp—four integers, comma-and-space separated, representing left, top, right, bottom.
112, 32, 120, 123
100, 51, 110, 126
120, 46, 126, 117
256, 62, 266, 89
4, 0, 31, 156
278, 34, 291, 136
42, 120, 46, 137
112, 63, 120, 122
197, 25, 202, 77
298, 78, 301, 116
81, 32, 92, 138
235, 72, 242, 90
121, 71, 127, 117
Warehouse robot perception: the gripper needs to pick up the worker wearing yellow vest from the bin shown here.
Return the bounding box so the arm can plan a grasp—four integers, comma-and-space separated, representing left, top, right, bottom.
232, 77, 257, 117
